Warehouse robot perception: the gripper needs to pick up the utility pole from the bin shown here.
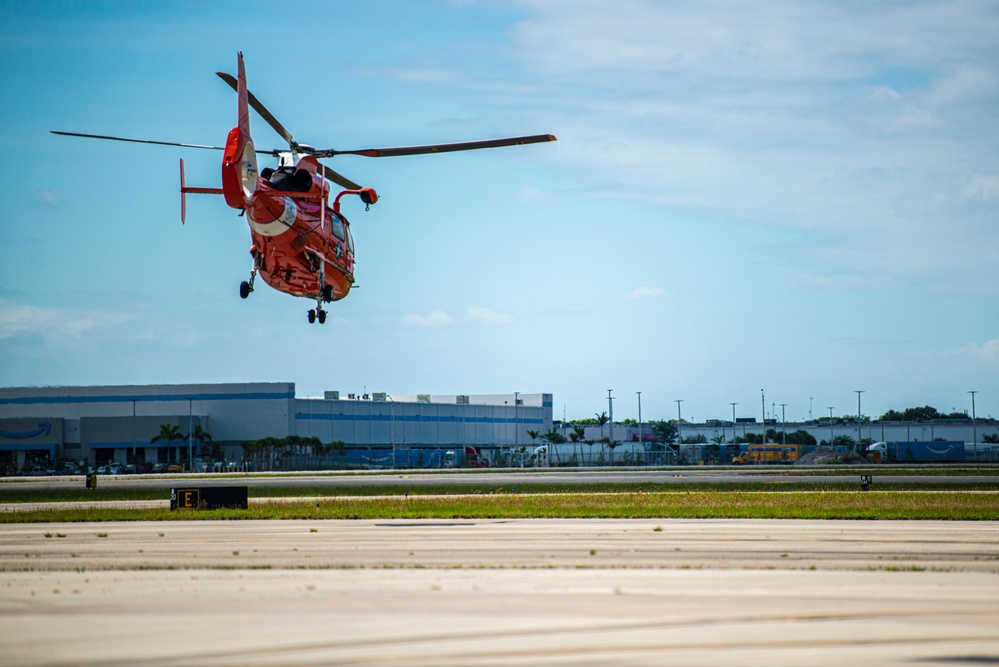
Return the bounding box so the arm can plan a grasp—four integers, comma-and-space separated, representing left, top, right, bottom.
607, 390, 615, 447
828, 407, 835, 447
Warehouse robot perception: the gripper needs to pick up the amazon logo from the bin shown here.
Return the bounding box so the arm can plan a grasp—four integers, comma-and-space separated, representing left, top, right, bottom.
0, 422, 52, 439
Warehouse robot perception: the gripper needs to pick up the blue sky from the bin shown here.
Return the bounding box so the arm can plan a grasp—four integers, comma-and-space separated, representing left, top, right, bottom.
1, 0, 997, 423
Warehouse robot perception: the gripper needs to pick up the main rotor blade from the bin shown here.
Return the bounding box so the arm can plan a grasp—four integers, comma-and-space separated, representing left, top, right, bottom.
319, 163, 362, 191
216, 71, 296, 148
51, 131, 224, 151
318, 134, 557, 158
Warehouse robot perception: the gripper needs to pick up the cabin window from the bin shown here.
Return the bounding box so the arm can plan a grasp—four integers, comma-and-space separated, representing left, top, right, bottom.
329, 214, 345, 241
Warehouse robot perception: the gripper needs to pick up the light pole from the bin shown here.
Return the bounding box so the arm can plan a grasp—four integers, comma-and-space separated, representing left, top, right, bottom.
730, 403, 737, 442
187, 398, 193, 472
969, 390, 978, 460
855, 390, 865, 448
760, 390, 765, 443
636, 392, 642, 455
674, 399, 683, 446
779, 403, 787, 445
387, 395, 396, 469
828, 407, 835, 447
131, 399, 136, 469
514, 391, 519, 454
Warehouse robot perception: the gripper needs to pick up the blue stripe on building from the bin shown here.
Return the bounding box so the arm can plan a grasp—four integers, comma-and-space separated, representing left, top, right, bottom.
0, 392, 295, 406
295, 413, 545, 425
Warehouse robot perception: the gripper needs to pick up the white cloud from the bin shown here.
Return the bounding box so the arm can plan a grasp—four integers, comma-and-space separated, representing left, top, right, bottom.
401, 310, 455, 328
963, 175, 999, 202
0, 299, 125, 340
465, 306, 513, 325
787, 272, 900, 292
513, 185, 559, 207
401, 307, 516, 327
627, 287, 668, 300
959, 339, 999, 363
33, 189, 63, 208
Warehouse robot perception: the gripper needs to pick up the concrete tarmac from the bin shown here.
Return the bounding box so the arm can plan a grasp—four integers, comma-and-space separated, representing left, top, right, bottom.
2, 519, 999, 666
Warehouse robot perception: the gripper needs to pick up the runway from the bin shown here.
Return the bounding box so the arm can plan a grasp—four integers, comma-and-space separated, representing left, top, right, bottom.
2, 519, 998, 666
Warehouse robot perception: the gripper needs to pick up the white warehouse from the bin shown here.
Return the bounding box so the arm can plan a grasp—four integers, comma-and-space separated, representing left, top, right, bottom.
0, 383, 553, 471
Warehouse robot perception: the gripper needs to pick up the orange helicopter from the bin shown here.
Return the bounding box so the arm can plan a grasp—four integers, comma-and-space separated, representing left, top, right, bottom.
53, 52, 556, 323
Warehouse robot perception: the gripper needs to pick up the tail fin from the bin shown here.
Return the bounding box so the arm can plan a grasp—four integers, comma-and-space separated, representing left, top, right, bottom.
221, 52, 258, 209
237, 52, 251, 138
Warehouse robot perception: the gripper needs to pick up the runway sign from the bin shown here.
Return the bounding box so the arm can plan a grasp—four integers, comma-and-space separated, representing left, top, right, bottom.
170, 486, 248, 510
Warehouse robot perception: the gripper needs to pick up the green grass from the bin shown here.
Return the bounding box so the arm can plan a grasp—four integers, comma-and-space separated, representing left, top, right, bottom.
3, 491, 997, 522
3, 479, 998, 505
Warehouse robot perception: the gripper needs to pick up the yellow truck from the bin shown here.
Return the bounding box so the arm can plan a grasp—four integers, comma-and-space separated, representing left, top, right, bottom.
731, 444, 799, 464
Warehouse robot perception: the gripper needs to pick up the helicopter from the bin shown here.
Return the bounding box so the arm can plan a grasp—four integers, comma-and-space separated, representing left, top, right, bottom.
52, 52, 556, 324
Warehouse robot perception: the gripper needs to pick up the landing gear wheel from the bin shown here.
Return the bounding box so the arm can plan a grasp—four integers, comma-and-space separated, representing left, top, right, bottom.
308, 309, 316, 324
239, 281, 251, 299
322, 284, 334, 303
317, 309, 327, 324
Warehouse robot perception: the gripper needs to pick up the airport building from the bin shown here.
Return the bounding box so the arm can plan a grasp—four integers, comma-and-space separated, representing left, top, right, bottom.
0, 383, 553, 471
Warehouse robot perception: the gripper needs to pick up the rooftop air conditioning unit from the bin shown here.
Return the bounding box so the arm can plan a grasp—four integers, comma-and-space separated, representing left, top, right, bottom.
456, 395, 469, 405
417, 394, 431, 403
373, 393, 387, 402
324, 391, 340, 401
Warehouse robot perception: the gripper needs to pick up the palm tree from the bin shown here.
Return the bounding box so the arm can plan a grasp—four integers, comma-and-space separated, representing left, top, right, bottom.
569, 425, 585, 466
543, 428, 565, 465
191, 424, 213, 458
606, 439, 620, 464
151, 423, 187, 468
595, 412, 609, 444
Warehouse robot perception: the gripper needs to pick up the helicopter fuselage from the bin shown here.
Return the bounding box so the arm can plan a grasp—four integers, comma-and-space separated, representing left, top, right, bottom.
245, 158, 355, 302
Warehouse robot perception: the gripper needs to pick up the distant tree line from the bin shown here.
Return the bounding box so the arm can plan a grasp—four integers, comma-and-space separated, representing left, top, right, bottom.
878, 406, 971, 421
241, 436, 346, 458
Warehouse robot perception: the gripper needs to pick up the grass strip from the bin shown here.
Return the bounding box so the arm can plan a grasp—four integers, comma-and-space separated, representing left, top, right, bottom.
3, 480, 999, 505
3, 491, 997, 522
